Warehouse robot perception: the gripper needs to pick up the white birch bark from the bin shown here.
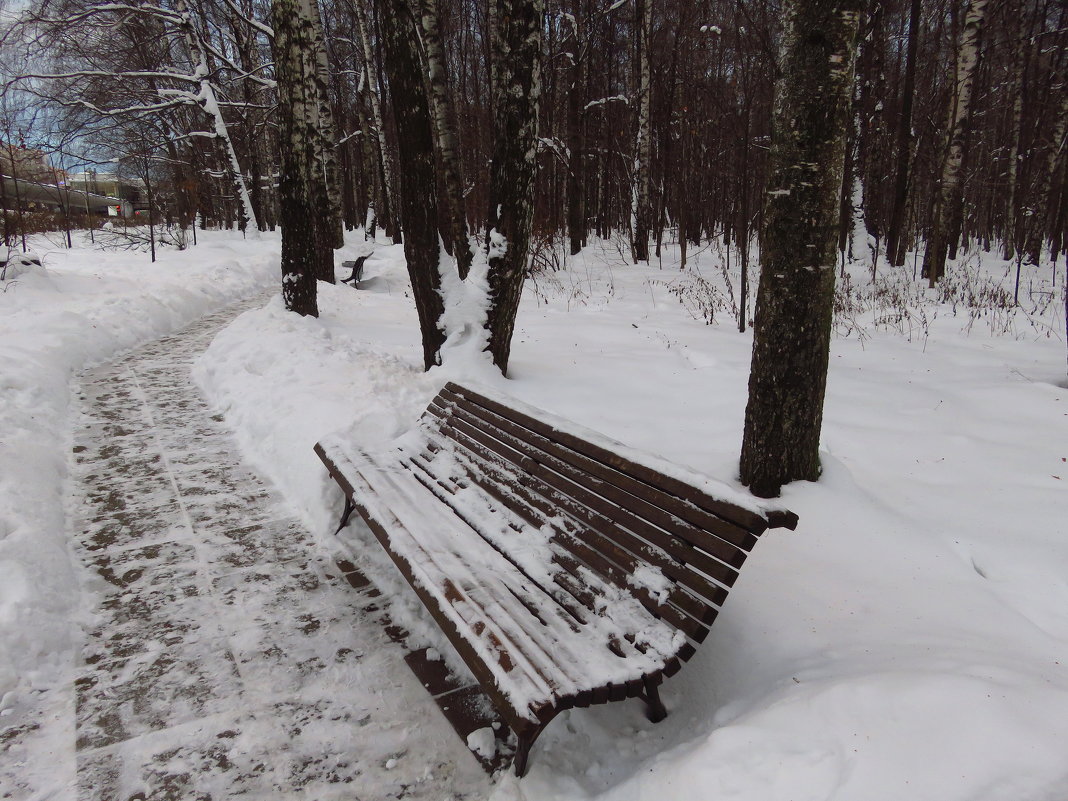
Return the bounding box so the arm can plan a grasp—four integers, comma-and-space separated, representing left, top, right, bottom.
923, 0, 987, 284
630, 0, 652, 263
352, 0, 396, 235
174, 0, 259, 232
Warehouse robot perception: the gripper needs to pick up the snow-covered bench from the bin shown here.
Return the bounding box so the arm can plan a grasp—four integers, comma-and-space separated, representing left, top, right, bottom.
314, 382, 797, 776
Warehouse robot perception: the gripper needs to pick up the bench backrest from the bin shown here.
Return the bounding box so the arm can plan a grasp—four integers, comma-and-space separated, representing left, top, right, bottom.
419, 382, 795, 669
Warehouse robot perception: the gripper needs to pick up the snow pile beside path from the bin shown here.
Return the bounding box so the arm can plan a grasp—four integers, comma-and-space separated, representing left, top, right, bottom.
0, 231, 277, 706
197, 238, 1068, 801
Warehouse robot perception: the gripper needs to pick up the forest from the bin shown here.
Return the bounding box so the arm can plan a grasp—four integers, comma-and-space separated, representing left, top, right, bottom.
2, 0, 1065, 276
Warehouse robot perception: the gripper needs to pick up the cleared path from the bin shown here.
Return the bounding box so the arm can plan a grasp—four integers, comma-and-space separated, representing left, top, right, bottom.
69, 294, 489, 800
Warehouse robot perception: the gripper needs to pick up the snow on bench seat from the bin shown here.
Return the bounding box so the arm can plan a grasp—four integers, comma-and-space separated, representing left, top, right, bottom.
314, 382, 797, 775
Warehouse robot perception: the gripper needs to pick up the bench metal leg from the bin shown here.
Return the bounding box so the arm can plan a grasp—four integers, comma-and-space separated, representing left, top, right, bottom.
642, 678, 668, 723
334, 496, 355, 535
512, 720, 551, 777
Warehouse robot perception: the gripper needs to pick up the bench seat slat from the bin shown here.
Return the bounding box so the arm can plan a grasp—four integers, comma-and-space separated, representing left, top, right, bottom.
416, 431, 723, 650
354, 449, 674, 681
423, 420, 730, 617
400, 447, 700, 662
323, 439, 687, 720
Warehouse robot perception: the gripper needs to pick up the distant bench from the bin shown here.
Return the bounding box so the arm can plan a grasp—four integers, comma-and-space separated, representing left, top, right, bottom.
339, 255, 369, 286
314, 382, 797, 776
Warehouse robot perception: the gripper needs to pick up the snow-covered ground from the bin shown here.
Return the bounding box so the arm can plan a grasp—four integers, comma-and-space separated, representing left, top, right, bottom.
197, 235, 1068, 801
0, 230, 278, 797
2, 227, 1066, 800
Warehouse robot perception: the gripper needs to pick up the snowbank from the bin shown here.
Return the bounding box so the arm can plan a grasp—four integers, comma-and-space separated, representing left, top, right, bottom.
0, 231, 276, 720
196, 239, 1068, 801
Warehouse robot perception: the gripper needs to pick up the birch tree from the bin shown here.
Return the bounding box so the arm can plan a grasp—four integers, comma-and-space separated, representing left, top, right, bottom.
417, 0, 471, 277
739, 0, 862, 498
378, 0, 445, 368
271, 0, 335, 314
629, 0, 651, 263
484, 0, 544, 373
921, 0, 987, 285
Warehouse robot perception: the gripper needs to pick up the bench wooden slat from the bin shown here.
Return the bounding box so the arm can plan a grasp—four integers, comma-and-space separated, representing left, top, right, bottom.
350, 445, 684, 690
437, 387, 759, 556
425, 416, 731, 617
429, 408, 735, 606
442, 382, 781, 533
404, 446, 704, 660
401, 452, 683, 666
432, 397, 750, 585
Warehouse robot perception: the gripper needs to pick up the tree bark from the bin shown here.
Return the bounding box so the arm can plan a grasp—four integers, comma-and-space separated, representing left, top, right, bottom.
271, 0, 335, 314
922, 0, 987, 285
1023, 69, 1068, 265
565, 4, 586, 257
308, 0, 345, 252
417, 0, 472, 278
484, 0, 544, 374
885, 0, 921, 267
629, 0, 652, 263
352, 0, 397, 239
739, 0, 862, 498
378, 0, 446, 369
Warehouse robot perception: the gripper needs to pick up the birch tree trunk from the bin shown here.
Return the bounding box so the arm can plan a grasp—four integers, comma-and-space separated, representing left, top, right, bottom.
739, 0, 862, 498
484, 0, 544, 374
271, 0, 334, 314
885, 0, 921, 267
629, 0, 652, 264
565, 2, 586, 257
175, 0, 259, 232
1001, 4, 1029, 261
417, 0, 472, 278
922, 0, 987, 286
378, 0, 446, 369
352, 0, 397, 239
308, 0, 345, 250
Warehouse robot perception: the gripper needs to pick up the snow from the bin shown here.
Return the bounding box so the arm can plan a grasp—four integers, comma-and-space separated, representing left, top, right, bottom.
195, 233, 1068, 800
0, 229, 276, 795
2, 225, 1067, 801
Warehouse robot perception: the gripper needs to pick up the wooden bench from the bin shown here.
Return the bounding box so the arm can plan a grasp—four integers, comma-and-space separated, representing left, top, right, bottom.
339, 255, 369, 285
314, 382, 797, 776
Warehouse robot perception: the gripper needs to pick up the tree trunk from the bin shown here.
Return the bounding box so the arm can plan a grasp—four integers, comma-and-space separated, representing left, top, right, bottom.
1001, 3, 1030, 261
418, 0, 472, 278
378, 0, 446, 369
1023, 72, 1068, 265
922, 0, 987, 286
271, 0, 335, 315
886, 0, 920, 266
739, 0, 862, 498
175, 0, 259, 232
565, 6, 585, 257
352, 0, 397, 240
484, 0, 544, 374
629, 0, 652, 263
308, 0, 345, 252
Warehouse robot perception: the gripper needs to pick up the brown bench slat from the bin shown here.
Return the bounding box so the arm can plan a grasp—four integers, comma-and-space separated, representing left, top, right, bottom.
443, 383, 779, 533
427, 417, 731, 615
433, 397, 750, 583
406, 446, 705, 658
430, 408, 736, 605
438, 387, 759, 555
353, 451, 670, 690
